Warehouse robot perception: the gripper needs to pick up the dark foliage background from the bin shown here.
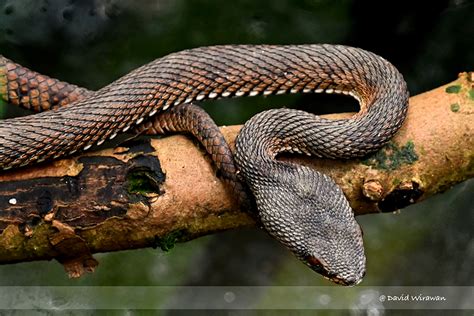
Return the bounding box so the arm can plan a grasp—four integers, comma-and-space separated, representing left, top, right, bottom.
0, 0, 472, 312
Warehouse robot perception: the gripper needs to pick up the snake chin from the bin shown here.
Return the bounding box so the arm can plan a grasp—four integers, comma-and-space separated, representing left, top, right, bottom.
304, 255, 365, 286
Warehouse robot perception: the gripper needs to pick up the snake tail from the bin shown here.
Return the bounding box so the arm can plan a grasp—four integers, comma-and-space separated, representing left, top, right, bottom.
0, 55, 92, 112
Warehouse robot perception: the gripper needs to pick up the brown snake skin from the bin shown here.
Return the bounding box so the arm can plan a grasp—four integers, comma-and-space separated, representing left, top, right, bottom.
0, 54, 248, 206
0, 45, 409, 285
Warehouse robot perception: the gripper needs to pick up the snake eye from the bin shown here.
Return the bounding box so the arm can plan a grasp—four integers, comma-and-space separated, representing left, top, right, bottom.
304, 255, 356, 285
306, 255, 321, 267
304, 255, 328, 274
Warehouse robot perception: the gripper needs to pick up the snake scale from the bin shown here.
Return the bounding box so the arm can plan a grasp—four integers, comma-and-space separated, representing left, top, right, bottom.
0, 44, 409, 285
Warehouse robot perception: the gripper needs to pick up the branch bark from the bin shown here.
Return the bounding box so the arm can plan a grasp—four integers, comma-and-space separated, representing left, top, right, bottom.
0, 73, 473, 277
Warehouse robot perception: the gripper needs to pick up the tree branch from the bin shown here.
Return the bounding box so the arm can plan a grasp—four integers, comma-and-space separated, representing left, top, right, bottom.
0, 73, 472, 277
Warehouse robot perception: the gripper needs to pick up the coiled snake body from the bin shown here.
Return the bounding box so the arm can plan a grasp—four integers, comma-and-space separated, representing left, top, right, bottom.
0, 45, 409, 285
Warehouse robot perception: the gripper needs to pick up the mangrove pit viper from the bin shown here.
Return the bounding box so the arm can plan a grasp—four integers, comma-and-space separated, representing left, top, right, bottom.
0, 44, 409, 285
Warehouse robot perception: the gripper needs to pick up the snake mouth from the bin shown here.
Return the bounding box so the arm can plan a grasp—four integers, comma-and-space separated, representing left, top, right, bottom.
324, 274, 362, 286
304, 255, 363, 286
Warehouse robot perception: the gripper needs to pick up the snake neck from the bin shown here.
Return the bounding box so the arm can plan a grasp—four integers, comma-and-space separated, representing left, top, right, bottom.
234, 109, 368, 285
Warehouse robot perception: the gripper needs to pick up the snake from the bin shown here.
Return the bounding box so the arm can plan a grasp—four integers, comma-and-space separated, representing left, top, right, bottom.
0, 44, 409, 285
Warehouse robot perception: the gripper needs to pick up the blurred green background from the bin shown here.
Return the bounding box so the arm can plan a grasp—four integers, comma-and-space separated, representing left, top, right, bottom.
0, 0, 472, 313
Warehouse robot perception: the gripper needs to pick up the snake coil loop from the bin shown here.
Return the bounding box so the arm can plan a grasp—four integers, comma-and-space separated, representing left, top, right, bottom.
0, 44, 408, 285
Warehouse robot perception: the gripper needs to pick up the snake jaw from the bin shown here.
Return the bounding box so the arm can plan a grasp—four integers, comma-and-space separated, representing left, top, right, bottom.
304, 251, 365, 286
306, 218, 366, 286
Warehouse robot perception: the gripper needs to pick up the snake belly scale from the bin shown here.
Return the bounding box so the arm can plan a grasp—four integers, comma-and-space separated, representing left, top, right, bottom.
0, 44, 409, 285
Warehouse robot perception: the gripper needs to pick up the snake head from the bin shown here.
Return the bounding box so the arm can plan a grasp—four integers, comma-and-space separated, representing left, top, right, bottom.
254, 165, 366, 286
299, 215, 366, 286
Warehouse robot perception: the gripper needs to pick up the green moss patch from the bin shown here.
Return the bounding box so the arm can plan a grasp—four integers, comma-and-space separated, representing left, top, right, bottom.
468, 89, 474, 101
392, 178, 402, 186
363, 140, 419, 171
154, 229, 187, 252
127, 170, 161, 195
450, 103, 460, 112
126, 155, 165, 196
445, 85, 461, 94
